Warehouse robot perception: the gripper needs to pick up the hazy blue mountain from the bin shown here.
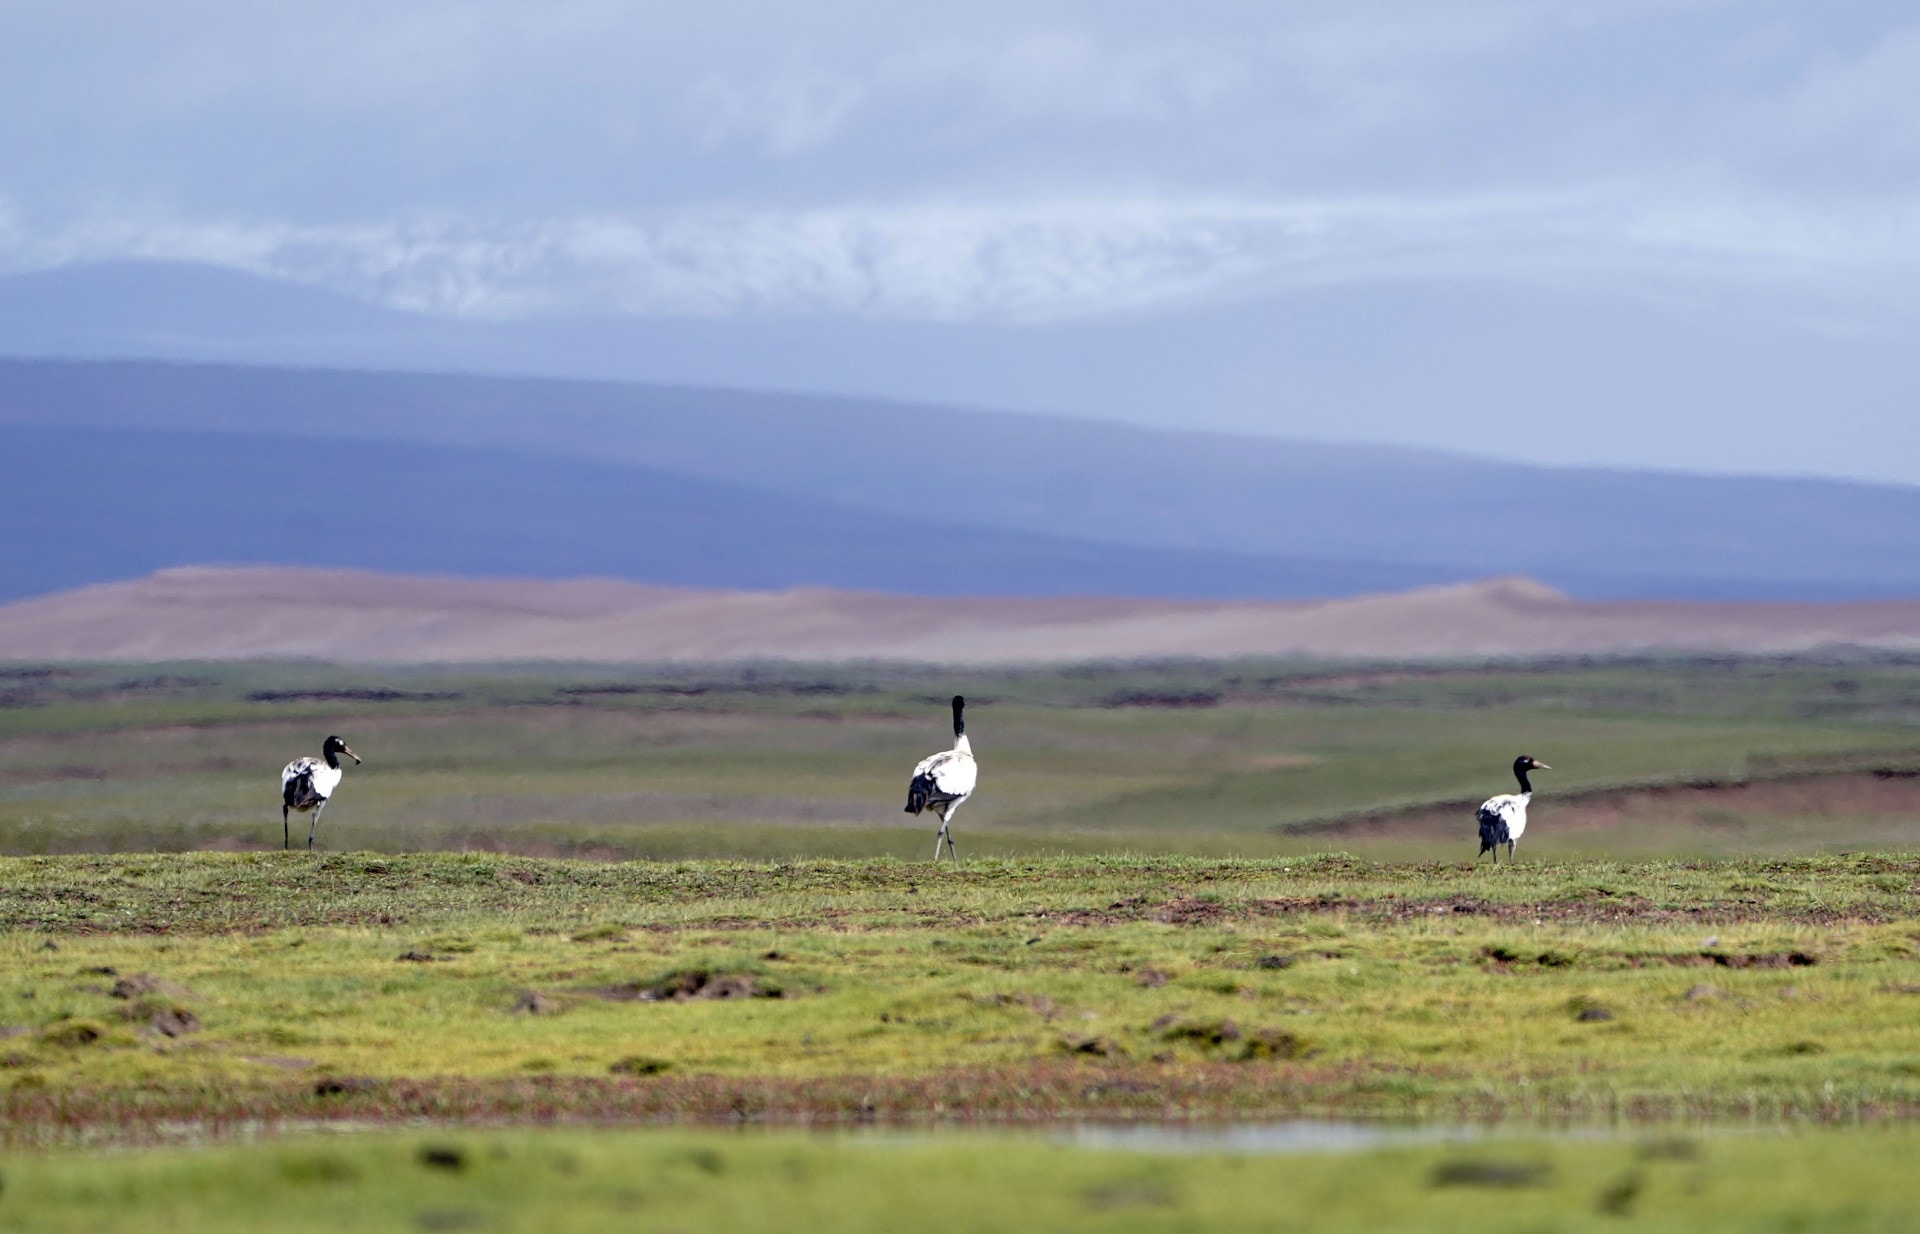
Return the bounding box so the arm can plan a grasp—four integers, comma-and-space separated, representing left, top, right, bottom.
6, 258, 1917, 492
0, 425, 1468, 605
5, 348, 1920, 601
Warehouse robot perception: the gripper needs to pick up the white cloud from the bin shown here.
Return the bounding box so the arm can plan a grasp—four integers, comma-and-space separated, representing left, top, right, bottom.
6, 186, 1918, 328
4, 0, 1917, 338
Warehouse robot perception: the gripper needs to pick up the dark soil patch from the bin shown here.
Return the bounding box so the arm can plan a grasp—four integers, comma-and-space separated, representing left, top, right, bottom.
1058, 1034, 1126, 1058
1430, 1160, 1552, 1189
109, 973, 192, 1001
1480, 947, 1578, 969
1628, 951, 1820, 969
1153, 1016, 1241, 1048
587, 969, 783, 1002
1151, 1016, 1312, 1061
510, 990, 560, 1015
40, 1020, 103, 1048
1153, 898, 1227, 926
313, 1077, 377, 1098
247, 689, 463, 704
417, 1144, 467, 1172
1241, 1028, 1314, 1060
123, 1000, 201, 1036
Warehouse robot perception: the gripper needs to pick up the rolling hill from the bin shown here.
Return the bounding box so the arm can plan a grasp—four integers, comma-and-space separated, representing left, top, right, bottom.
4, 348, 1920, 603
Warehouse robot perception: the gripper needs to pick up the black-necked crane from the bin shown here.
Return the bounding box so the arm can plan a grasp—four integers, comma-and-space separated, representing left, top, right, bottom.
1477, 754, 1548, 863
281, 735, 361, 850
904, 695, 977, 862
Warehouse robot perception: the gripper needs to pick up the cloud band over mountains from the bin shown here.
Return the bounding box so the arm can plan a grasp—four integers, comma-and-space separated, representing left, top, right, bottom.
2, 187, 1916, 326
1, 3, 1917, 327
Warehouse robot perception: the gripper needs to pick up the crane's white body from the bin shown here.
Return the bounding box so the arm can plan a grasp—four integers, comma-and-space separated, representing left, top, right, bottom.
1476, 756, 1547, 863
281, 736, 359, 850
905, 698, 976, 862
281, 757, 344, 806
1476, 791, 1530, 843
911, 735, 977, 810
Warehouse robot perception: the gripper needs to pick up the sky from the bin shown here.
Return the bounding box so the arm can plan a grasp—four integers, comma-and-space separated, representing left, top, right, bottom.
1, 1, 1917, 481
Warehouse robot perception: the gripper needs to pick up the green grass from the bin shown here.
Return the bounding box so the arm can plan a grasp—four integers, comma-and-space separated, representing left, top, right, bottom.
7, 655, 1920, 859
8, 1124, 1920, 1232
7, 851, 1920, 1138
5, 657, 1920, 1141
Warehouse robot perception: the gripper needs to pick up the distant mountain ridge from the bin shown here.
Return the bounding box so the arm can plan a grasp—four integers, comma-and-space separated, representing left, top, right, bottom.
5, 352, 1920, 602
0, 424, 1450, 604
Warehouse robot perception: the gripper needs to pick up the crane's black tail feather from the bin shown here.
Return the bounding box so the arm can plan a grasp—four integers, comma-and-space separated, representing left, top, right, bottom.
283, 771, 321, 812
1477, 809, 1509, 857
905, 774, 935, 815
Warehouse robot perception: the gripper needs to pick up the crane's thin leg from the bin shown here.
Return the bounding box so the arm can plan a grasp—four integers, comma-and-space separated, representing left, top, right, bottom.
1508, 838, 1517, 863
284, 804, 291, 851
308, 800, 325, 851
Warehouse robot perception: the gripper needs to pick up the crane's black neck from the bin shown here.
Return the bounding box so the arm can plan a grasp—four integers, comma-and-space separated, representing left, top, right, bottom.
1513, 765, 1533, 795
324, 749, 341, 770
951, 695, 966, 738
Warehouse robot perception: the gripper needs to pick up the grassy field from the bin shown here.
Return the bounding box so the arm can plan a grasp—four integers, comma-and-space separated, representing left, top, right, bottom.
8, 655, 1920, 1227
7, 852, 1920, 1229
6, 655, 1920, 859
6, 849, 1920, 1141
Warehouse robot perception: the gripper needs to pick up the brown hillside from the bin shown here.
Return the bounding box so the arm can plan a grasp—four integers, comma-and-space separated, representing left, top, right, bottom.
3, 567, 1920, 663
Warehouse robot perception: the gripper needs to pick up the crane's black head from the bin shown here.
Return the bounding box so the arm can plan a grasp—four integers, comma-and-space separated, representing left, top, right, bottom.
1514, 755, 1549, 772
323, 735, 362, 765
951, 695, 966, 735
